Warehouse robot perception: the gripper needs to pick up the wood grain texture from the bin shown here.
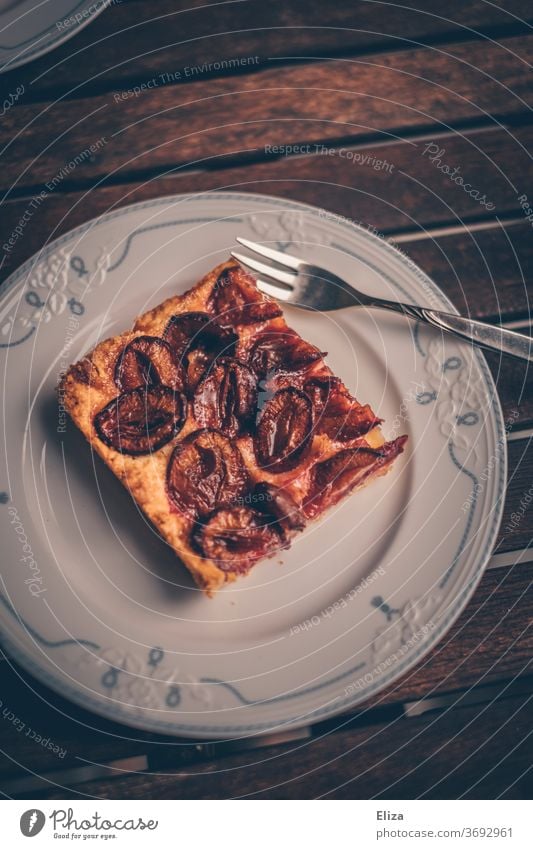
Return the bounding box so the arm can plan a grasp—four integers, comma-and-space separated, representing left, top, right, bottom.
2, 0, 532, 101
485, 352, 533, 433
2, 121, 532, 230
38, 694, 532, 798
403, 223, 533, 323
1, 35, 532, 190
497, 440, 533, 552
1, 562, 531, 783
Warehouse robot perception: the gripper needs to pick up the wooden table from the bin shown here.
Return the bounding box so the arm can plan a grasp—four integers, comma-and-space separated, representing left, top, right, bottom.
0, 0, 531, 800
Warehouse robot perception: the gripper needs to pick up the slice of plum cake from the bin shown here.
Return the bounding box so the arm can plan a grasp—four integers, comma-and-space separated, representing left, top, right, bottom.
59, 259, 406, 594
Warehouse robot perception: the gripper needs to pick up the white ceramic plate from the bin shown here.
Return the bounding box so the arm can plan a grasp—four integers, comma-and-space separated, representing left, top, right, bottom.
0, 0, 110, 73
0, 192, 506, 738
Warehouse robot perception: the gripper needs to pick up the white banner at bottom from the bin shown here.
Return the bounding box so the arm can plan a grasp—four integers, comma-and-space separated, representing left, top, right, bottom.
3, 799, 529, 848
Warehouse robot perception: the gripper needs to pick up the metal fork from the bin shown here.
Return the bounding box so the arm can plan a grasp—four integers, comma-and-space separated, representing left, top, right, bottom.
231, 238, 533, 362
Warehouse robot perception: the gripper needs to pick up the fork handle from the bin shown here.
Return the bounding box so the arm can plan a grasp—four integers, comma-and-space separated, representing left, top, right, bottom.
375, 301, 533, 363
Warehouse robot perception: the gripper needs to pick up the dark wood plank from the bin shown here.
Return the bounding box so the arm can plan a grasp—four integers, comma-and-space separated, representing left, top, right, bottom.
487, 356, 533, 433
1, 562, 531, 782
399, 222, 533, 324
39, 694, 533, 798
1, 35, 532, 190
497, 440, 533, 553
2, 0, 532, 102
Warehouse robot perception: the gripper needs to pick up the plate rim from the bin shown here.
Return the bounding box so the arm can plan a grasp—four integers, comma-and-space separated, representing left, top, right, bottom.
0, 0, 112, 73
0, 190, 507, 738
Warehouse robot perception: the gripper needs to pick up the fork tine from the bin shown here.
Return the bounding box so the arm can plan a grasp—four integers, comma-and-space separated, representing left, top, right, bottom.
256, 279, 293, 301
230, 251, 295, 288
235, 237, 303, 271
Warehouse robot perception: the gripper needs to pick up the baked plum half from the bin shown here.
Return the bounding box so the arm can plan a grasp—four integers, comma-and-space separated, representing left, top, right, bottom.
304, 375, 380, 441
114, 336, 184, 392
163, 312, 237, 391
252, 482, 306, 540
95, 386, 186, 455
194, 506, 282, 572
166, 428, 248, 518
247, 329, 323, 379
255, 387, 313, 472
193, 357, 258, 437
305, 436, 407, 517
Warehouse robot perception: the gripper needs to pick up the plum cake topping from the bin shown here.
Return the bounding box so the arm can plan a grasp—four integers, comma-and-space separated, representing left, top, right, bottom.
247, 329, 324, 379
255, 387, 313, 472
193, 357, 258, 437
94, 386, 186, 455
166, 428, 248, 518
194, 506, 282, 573
114, 336, 184, 392
163, 311, 238, 392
